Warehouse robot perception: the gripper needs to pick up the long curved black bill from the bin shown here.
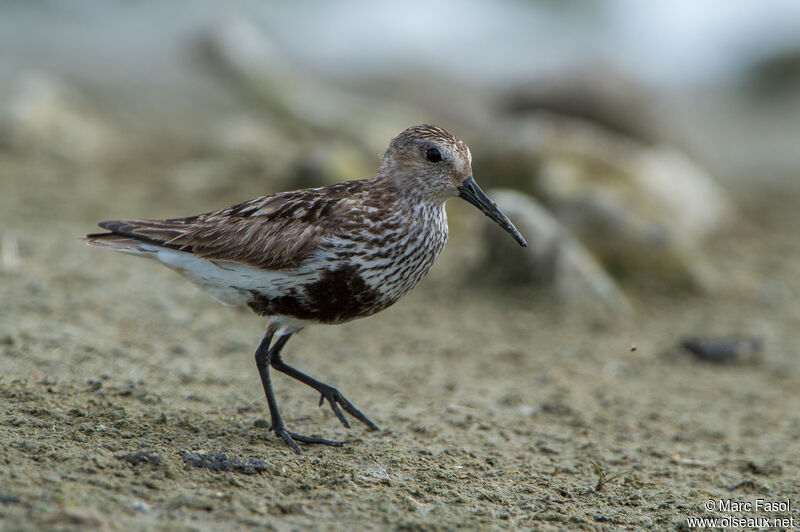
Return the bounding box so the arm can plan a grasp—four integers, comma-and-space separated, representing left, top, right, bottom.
458, 176, 527, 247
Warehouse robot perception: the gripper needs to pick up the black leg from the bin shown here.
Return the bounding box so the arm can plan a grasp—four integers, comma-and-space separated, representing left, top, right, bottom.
254, 329, 343, 454
270, 334, 380, 432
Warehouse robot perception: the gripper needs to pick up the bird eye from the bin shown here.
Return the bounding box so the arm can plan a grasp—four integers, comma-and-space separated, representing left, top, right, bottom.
425, 147, 442, 163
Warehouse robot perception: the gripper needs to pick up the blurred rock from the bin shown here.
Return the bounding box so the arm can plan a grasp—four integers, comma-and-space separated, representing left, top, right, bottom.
480, 189, 631, 315
1, 231, 21, 273
166, 155, 293, 201
210, 114, 296, 161
290, 139, 376, 189
746, 47, 800, 98
203, 113, 305, 189
196, 15, 428, 154
168, 158, 240, 194
0, 71, 119, 162
201, 115, 377, 191
478, 115, 732, 289
501, 66, 671, 147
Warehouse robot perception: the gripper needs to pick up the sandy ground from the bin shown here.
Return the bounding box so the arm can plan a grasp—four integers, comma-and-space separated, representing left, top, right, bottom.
1, 150, 799, 531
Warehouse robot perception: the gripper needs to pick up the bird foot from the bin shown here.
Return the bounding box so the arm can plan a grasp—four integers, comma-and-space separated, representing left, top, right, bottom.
273, 425, 344, 454
317, 385, 380, 431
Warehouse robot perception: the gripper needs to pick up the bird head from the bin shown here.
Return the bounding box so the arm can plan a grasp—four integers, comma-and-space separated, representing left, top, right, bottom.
380, 124, 527, 247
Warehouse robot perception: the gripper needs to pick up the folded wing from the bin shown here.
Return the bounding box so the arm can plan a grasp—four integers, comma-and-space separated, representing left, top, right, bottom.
86, 185, 362, 270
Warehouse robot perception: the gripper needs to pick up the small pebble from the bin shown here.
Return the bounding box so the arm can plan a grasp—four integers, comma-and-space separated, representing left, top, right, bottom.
680, 336, 762, 364
132, 501, 151, 512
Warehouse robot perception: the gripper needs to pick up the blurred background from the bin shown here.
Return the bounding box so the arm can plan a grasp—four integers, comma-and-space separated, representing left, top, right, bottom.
2, 1, 800, 528
3, 0, 800, 303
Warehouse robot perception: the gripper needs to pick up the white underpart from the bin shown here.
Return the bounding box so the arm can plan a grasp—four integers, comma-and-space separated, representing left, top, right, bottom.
110, 243, 313, 305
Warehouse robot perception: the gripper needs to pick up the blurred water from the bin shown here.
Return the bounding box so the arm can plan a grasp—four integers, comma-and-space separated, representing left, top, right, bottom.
2, 0, 799, 91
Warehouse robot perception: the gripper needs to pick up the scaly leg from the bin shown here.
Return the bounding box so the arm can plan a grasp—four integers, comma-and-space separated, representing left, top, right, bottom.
270, 332, 380, 431
254, 329, 343, 454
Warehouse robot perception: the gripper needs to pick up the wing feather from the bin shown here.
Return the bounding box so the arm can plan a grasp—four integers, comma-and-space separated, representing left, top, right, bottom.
91, 181, 367, 270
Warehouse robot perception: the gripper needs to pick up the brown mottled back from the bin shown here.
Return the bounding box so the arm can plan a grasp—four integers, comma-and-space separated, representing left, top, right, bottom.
91, 181, 371, 270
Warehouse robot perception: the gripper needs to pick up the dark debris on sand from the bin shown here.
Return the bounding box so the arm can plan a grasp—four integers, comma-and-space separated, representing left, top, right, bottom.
115, 450, 162, 467
179, 451, 275, 475
0, 495, 21, 504
680, 335, 763, 364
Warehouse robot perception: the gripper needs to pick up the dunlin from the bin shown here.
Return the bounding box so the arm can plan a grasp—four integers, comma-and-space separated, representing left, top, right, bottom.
87, 124, 526, 453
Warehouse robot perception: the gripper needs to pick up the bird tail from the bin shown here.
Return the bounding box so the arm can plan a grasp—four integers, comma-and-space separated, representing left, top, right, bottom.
84, 232, 158, 256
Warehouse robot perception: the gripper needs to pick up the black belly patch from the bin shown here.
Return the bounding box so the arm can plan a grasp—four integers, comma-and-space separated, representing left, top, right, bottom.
247, 264, 383, 324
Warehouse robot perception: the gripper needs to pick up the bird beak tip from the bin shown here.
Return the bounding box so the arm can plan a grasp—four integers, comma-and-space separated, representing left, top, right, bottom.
458, 176, 527, 248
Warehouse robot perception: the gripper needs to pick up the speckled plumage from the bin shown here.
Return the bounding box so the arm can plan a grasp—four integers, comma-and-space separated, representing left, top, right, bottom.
86, 124, 525, 454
